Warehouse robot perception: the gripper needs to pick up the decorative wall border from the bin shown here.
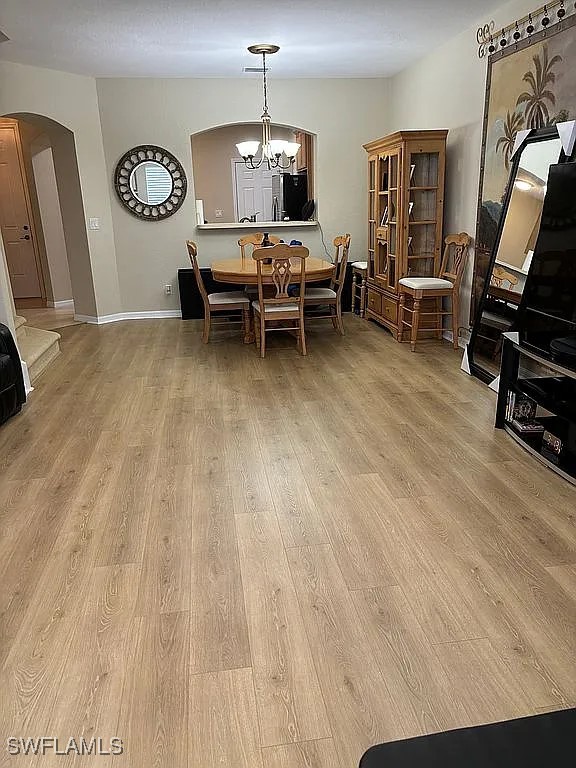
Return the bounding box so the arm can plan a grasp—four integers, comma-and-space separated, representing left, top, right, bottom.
476, 1, 575, 58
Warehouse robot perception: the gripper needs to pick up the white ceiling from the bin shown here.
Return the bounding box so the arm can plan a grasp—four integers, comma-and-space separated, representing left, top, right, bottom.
0, 0, 503, 78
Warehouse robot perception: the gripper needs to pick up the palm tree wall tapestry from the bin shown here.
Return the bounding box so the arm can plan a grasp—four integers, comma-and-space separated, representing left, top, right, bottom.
472, 15, 576, 320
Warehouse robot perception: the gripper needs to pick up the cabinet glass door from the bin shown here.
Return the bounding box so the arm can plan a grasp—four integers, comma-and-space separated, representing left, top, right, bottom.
406, 150, 440, 278
368, 155, 377, 278
375, 149, 401, 292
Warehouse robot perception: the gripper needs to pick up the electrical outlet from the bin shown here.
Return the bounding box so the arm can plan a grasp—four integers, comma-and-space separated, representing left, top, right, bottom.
88, 217, 100, 230
215, 209, 223, 218
164, 284, 172, 295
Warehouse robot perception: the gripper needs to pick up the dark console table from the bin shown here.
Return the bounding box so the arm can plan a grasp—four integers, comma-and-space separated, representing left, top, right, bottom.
496, 332, 576, 486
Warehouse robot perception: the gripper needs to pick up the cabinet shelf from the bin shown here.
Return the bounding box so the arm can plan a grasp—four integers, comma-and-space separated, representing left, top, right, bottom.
514, 378, 576, 424
409, 220, 436, 225
409, 186, 438, 191
504, 422, 576, 486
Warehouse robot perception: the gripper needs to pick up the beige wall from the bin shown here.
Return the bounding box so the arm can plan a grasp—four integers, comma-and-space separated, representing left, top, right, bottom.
32, 147, 73, 303
192, 124, 296, 223
0, 60, 120, 317
96, 77, 390, 312
388, 0, 539, 332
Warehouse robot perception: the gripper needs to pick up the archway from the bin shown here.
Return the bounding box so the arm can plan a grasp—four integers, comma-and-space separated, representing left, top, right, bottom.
0, 112, 97, 318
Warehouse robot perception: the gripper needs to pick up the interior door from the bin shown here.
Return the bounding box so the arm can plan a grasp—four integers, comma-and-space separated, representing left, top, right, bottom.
233, 160, 273, 222
0, 124, 42, 299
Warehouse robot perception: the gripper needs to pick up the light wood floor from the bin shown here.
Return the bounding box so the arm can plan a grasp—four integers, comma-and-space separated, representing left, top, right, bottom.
0, 317, 574, 768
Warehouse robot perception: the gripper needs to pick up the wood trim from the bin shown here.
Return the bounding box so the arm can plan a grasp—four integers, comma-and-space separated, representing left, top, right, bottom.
363, 130, 448, 153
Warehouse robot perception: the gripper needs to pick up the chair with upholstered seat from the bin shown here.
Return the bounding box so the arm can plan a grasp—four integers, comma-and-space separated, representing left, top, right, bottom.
303, 234, 350, 335
186, 240, 251, 344
398, 232, 472, 352
491, 265, 519, 290
252, 243, 309, 358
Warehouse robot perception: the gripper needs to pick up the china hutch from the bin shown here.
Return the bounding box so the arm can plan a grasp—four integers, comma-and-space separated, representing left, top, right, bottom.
363, 130, 447, 336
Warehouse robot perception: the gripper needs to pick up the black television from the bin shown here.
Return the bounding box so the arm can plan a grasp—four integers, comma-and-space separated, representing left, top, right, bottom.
518, 161, 576, 366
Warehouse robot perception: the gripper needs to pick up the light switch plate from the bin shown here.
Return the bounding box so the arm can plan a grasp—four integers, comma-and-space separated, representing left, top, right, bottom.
215, 209, 223, 218
89, 217, 100, 230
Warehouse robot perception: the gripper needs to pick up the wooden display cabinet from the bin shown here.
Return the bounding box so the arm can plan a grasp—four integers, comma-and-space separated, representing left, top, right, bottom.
363, 130, 447, 337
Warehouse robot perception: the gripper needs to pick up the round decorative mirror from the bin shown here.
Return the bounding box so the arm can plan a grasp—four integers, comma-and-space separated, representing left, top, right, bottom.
114, 145, 187, 220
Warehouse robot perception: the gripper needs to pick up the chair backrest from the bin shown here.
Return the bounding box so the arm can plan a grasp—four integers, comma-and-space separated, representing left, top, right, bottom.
491, 265, 519, 289
331, 234, 351, 296
186, 240, 209, 310
252, 243, 309, 312
438, 232, 472, 290
238, 232, 281, 261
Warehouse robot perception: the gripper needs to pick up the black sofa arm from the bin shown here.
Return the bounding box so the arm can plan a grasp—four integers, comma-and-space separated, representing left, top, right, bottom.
0, 323, 26, 406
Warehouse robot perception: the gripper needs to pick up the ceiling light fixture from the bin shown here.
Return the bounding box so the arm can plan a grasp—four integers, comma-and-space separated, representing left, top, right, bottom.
514, 179, 533, 191
236, 44, 300, 170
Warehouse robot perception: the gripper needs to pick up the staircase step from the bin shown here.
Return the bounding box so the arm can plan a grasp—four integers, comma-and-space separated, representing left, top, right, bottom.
17, 326, 61, 382
14, 315, 28, 340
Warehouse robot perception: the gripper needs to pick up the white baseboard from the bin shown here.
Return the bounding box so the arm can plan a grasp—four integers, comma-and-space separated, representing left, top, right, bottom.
21, 360, 33, 395
74, 310, 182, 325
47, 299, 75, 309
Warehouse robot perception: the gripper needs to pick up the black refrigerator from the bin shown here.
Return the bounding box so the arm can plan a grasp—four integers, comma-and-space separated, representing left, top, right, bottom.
271, 173, 308, 221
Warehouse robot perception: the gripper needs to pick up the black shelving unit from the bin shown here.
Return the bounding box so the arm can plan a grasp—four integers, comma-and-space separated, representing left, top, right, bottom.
496, 332, 576, 486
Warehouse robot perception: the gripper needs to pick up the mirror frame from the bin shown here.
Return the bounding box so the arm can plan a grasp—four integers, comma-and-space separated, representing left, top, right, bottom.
114, 144, 187, 221
468, 126, 566, 383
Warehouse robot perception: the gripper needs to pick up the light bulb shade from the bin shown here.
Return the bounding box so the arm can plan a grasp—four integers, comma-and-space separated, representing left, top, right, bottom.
514, 179, 532, 191
283, 142, 301, 159
268, 139, 289, 157
237, 141, 260, 158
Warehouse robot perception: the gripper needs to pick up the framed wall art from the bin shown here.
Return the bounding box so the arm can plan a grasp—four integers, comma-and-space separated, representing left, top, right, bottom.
472, 12, 576, 321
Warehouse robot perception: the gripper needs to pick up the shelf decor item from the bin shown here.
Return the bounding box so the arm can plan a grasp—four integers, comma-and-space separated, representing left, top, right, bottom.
542, 429, 564, 463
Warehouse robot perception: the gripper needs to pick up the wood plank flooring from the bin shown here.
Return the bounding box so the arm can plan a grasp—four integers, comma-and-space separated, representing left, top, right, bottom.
0, 316, 575, 767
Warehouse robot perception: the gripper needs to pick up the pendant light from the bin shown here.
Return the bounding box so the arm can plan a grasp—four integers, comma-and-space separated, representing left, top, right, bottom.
236, 44, 300, 170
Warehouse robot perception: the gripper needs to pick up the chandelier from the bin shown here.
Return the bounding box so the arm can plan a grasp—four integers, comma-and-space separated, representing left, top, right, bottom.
236, 44, 300, 170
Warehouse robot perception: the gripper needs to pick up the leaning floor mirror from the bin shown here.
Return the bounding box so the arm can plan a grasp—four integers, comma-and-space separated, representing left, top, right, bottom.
468, 127, 565, 382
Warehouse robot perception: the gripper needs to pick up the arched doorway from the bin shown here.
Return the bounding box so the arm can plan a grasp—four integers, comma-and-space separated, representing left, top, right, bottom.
0, 112, 97, 320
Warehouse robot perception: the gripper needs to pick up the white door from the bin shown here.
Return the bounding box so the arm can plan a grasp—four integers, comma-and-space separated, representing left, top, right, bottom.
232, 160, 273, 222
0, 124, 43, 299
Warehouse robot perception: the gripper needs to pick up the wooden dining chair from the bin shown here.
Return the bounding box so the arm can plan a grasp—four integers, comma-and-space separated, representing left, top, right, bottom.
238, 233, 281, 264
251, 243, 309, 358
303, 234, 351, 335
491, 265, 519, 290
398, 232, 472, 352
186, 240, 251, 344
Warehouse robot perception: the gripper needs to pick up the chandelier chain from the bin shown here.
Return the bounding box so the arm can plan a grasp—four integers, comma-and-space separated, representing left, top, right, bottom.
262, 52, 269, 117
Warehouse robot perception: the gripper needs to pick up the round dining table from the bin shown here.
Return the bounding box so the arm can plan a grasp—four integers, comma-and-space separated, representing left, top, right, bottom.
211, 256, 335, 285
